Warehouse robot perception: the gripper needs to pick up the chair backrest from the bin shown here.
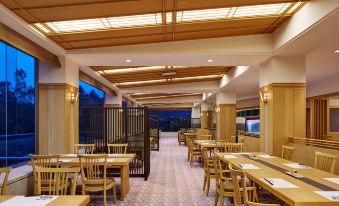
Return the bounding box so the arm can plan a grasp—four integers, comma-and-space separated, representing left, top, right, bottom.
0, 167, 11, 195
31, 155, 61, 184
78, 154, 108, 183
213, 156, 230, 188
188, 138, 194, 153
35, 167, 79, 195
281, 145, 295, 160
229, 164, 244, 206
314, 151, 337, 173
225, 143, 243, 153
198, 134, 212, 140
215, 140, 229, 152
201, 148, 209, 171
75, 144, 95, 154
107, 143, 128, 154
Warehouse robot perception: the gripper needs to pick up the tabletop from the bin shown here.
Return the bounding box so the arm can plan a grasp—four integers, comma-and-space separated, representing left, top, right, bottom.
216, 152, 339, 206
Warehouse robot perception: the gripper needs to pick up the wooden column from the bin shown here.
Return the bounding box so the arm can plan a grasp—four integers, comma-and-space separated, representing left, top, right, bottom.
260, 83, 306, 156
216, 104, 236, 140
39, 83, 79, 154
201, 111, 208, 129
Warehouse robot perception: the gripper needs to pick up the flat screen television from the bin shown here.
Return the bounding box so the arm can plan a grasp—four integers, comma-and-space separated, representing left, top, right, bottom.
245, 119, 260, 134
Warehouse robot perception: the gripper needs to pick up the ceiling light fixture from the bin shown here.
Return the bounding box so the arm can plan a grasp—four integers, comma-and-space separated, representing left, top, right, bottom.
207, 59, 214, 63
334, 50, 339, 53
125, 59, 132, 63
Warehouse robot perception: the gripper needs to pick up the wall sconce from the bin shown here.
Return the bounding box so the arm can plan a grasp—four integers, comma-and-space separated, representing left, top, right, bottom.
261, 91, 268, 103
200, 112, 203, 116
215, 107, 220, 112
70, 90, 79, 104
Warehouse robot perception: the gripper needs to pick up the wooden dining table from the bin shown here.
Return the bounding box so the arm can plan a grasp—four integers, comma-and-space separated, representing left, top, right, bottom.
0, 195, 90, 206
216, 152, 339, 206
30, 153, 135, 200
194, 140, 218, 149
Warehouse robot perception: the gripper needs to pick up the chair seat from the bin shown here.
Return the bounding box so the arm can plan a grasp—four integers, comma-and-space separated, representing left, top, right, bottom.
83, 178, 116, 192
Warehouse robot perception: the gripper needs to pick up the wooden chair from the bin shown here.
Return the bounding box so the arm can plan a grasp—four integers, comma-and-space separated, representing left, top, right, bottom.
230, 136, 236, 143
198, 134, 212, 140
213, 156, 235, 206
238, 137, 245, 144
281, 145, 295, 160
314, 151, 337, 173
79, 154, 116, 206
215, 140, 229, 152
201, 148, 216, 196
0, 167, 11, 195
230, 165, 279, 206
107, 143, 128, 154
179, 133, 186, 145
225, 143, 243, 153
35, 167, 79, 195
31, 154, 60, 194
75, 144, 95, 154
188, 138, 202, 166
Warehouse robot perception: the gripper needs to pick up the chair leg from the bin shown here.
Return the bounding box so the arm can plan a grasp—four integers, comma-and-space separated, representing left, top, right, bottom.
214, 191, 219, 206
113, 186, 117, 204
203, 175, 207, 191
104, 189, 107, 206
220, 194, 224, 206
206, 177, 210, 196
190, 155, 193, 167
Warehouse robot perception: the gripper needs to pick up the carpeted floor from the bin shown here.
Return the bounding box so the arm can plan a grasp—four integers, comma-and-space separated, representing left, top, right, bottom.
88, 132, 222, 206
87, 132, 284, 206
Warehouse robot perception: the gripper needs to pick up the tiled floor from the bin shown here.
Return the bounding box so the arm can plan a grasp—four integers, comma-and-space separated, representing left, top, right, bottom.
88, 132, 225, 206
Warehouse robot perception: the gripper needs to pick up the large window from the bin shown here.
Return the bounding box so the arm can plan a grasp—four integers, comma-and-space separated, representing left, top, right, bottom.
0, 41, 36, 167
150, 110, 192, 131
79, 81, 105, 143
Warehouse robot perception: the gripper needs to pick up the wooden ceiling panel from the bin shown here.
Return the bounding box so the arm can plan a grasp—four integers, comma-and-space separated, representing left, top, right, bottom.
1, 0, 305, 49
3, 0, 301, 23
130, 93, 202, 100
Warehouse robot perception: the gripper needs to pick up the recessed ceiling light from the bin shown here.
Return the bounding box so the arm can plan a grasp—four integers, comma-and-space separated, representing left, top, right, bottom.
125, 59, 132, 63
208, 59, 214, 63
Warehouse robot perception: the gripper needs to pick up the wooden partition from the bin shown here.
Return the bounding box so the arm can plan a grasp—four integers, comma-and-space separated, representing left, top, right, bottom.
288, 137, 339, 175
83, 107, 150, 180
310, 99, 328, 139
238, 135, 260, 152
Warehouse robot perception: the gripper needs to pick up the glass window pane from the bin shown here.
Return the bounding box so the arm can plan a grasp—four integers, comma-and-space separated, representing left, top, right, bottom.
3, 42, 36, 166
0, 42, 6, 167
79, 81, 105, 143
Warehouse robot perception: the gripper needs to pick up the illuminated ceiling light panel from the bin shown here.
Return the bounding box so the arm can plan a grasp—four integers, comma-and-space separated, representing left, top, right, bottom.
135, 93, 201, 100
176, 2, 306, 23
34, 13, 163, 34
100, 66, 166, 74
172, 75, 220, 81
177, 8, 230, 23
117, 79, 166, 86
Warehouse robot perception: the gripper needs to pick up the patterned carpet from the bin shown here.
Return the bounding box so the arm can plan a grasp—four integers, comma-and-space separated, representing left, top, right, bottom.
87, 133, 284, 206
88, 133, 227, 206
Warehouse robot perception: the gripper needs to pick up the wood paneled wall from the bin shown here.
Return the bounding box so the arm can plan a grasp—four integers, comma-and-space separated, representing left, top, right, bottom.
39, 83, 78, 154
260, 83, 306, 156
310, 99, 328, 139
216, 104, 236, 140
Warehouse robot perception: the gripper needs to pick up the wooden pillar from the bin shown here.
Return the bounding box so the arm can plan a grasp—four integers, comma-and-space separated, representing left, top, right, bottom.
259, 56, 306, 156
39, 83, 79, 154
216, 92, 236, 140
38, 58, 79, 154
216, 104, 236, 140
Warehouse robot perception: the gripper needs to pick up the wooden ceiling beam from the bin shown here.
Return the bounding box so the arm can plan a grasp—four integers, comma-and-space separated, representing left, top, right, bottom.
3, 0, 300, 23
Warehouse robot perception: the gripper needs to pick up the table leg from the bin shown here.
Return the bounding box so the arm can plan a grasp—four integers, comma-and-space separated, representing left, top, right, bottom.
120, 165, 130, 200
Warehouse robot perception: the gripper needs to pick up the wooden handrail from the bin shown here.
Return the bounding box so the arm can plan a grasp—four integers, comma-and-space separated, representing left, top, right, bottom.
288, 137, 339, 150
